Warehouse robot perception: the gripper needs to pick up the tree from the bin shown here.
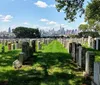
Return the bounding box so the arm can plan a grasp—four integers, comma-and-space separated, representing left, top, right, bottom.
78, 24, 88, 32
85, 0, 100, 22
13, 27, 40, 38
55, 0, 85, 22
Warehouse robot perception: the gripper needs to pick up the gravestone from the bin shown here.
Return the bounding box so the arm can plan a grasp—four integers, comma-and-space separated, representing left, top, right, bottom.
75, 43, 81, 65
8, 42, 11, 51
31, 40, 36, 52
13, 59, 22, 69
1, 46, 5, 53
96, 38, 100, 50
13, 43, 15, 50
81, 47, 87, 70
38, 41, 41, 50
11, 44, 14, 50
93, 62, 100, 85
78, 46, 82, 68
85, 51, 95, 75
15, 41, 19, 49
69, 43, 72, 54
19, 52, 25, 64
19, 40, 22, 49
93, 39, 96, 49
22, 42, 30, 60
88, 36, 92, 47
71, 42, 77, 62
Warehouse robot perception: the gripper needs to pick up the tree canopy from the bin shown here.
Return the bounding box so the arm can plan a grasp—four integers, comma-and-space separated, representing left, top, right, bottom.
55, 0, 100, 22
85, 0, 100, 22
55, 0, 85, 22
78, 24, 88, 32
13, 27, 40, 38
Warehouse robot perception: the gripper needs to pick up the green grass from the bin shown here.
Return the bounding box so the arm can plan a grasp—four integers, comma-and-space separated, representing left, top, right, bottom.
0, 40, 83, 85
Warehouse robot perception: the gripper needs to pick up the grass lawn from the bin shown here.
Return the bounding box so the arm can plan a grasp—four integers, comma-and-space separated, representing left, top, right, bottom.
0, 40, 83, 85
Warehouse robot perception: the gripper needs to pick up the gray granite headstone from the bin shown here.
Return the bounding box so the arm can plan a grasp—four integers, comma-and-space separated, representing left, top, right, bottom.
85, 51, 95, 75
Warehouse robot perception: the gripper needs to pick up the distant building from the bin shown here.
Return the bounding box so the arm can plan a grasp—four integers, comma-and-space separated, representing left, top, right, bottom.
8, 27, 11, 33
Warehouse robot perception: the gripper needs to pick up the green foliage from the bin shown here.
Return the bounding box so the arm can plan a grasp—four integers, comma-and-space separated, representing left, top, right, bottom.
55, 0, 85, 22
78, 31, 99, 38
85, 0, 100, 21
13, 27, 40, 38
78, 24, 88, 31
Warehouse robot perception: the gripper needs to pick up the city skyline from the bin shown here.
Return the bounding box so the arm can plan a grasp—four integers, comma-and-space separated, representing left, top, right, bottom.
0, 0, 90, 31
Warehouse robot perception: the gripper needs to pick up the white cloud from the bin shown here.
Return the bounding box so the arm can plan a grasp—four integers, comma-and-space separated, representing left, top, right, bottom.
47, 21, 57, 25
40, 18, 49, 22
34, 1, 55, 8
23, 22, 29, 25
34, 1, 48, 8
1, 15, 13, 22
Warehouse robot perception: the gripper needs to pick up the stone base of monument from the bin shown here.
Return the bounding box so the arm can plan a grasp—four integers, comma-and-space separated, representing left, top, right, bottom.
13, 59, 22, 70
23, 57, 34, 65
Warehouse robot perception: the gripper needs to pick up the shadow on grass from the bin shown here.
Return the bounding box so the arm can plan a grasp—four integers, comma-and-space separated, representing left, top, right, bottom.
0, 50, 21, 67
0, 52, 83, 85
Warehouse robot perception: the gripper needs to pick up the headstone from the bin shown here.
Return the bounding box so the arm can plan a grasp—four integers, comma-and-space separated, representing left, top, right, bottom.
1, 45, 5, 53
69, 43, 72, 53
11, 44, 14, 50
8, 42, 11, 51
19, 52, 25, 64
31, 40, 36, 52
93, 62, 100, 85
71, 42, 77, 62
13, 59, 22, 69
15, 41, 19, 49
92, 39, 96, 49
88, 36, 92, 47
85, 51, 95, 75
78, 46, 82, 68
38, 41, 41, 50
22, 42, 30, 59
96, 38, 100, 50
81, 47, 87, 70
75, 43, 81, 65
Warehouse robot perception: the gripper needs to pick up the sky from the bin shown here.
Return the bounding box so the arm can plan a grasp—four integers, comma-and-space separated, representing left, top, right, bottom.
0, 0, 90, 31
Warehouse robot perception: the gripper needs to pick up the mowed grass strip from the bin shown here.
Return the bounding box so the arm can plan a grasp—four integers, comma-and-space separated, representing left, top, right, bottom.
0, 40, 83, 85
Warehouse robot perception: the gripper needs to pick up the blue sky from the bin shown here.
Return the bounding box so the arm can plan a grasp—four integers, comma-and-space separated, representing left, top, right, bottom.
0, 0, 90, 31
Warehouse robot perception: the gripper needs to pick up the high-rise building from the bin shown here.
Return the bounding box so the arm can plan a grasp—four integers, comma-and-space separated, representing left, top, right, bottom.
8, 27, 11, 33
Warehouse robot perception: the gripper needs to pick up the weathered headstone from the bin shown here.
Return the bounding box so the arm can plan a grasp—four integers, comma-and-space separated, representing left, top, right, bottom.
38, 41, 41, 50
13, 59, 22, 69
96, 38, 100, 50
31, 40, 36, 52
71, 42, 77, 62
11, 44, 14, 50
8, 42, 11, 51
81, 47, 87, 70
78, 46, 82, 68
22, 42, 30, 60
69, 43, 72, 53
19, 52, 25, 64
85, 51, 95, 75
1, 45, 5, 53
93, 62, 100, 85
15, 41, 19, 49
75, 43, 81, 65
